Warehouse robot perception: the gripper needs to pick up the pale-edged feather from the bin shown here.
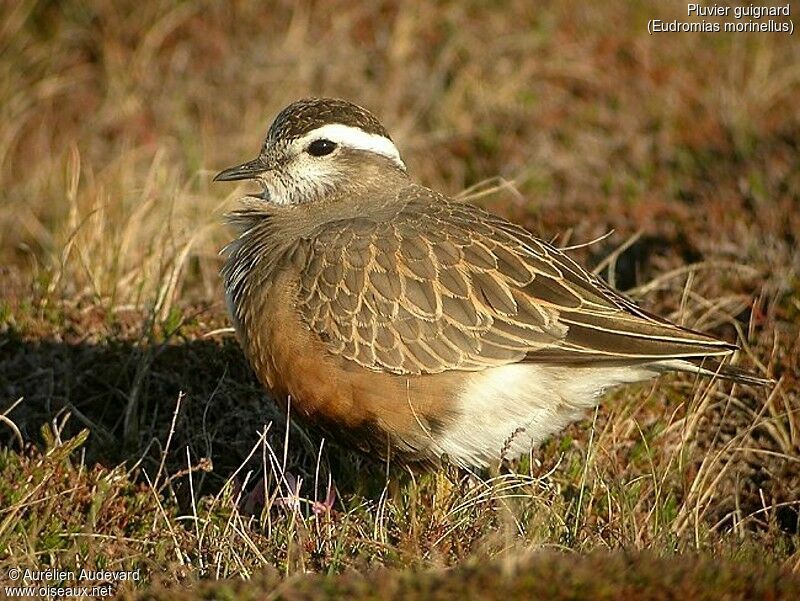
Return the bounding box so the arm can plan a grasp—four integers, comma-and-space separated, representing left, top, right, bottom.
286, 185, 757, 382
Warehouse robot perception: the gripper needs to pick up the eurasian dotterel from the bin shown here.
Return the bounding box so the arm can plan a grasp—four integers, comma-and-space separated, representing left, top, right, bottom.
214, 97, 771, 468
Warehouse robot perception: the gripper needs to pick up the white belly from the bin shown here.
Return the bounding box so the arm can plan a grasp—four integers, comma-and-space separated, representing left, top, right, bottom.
432, 363, 659, 467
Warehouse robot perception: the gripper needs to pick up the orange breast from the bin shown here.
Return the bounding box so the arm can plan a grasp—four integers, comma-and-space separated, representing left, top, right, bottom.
236, 269, 463, 461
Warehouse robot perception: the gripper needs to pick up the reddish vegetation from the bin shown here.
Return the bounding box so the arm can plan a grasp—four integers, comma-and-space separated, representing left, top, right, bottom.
1, 1, 798, 597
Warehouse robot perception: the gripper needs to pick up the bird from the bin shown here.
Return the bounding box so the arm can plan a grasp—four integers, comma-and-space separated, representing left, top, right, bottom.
214, 97, 771, 468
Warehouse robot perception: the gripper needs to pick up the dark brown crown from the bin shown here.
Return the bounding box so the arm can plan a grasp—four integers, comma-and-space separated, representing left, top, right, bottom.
265, 98, 390, 144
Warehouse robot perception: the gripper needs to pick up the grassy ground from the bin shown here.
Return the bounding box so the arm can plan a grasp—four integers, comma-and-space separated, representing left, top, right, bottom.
1, 1, 799, 598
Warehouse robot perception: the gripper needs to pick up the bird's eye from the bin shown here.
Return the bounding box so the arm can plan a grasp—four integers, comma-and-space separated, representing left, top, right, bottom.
306, 139, 337, 157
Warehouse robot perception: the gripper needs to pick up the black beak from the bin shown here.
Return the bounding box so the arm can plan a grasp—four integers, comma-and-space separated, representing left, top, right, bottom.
213, 157, 268, 182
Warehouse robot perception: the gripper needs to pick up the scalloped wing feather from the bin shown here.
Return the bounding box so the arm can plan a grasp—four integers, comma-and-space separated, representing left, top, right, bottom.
295, 188, 736, 376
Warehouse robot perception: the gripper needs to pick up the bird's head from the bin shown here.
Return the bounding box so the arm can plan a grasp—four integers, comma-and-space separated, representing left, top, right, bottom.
214, 98, 407, 205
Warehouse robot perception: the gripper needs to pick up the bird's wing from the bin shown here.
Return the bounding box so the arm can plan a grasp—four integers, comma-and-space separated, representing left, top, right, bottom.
294, 188, 735, 376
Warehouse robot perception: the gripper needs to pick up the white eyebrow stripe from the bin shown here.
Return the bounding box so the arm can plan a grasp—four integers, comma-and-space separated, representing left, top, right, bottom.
295, 124, 406, 170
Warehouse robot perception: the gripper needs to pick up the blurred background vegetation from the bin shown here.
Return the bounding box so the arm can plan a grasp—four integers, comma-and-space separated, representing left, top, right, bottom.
1, 1, 798, 598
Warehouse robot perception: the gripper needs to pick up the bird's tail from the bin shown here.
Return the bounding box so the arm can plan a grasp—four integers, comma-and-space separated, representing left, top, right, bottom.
657, 357, 774, 387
